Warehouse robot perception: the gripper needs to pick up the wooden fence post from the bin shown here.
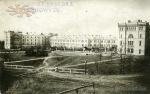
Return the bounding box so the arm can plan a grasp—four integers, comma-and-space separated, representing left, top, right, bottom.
75, 89, 79, 94
70, 69, 72, 74
93, 82, 95, 94
55, 67, 58, 72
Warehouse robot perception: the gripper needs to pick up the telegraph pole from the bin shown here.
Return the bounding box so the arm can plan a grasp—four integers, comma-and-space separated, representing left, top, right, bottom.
110, 52, 113, 62
120, 54, 123, 73
84, 59, 87, 75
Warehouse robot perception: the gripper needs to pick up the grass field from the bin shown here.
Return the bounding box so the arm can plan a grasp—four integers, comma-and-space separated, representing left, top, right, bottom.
46, 54, 112, 67
69, 60, 121, 75
6, 75, 90, 94
4, 51, 150, 94
5, 73, 148, 94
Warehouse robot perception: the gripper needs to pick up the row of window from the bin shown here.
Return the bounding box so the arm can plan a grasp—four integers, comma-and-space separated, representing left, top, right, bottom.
120, 48, 142, 54
120, 41, 142, 46
128, 49, 142, 54
127, 27, 136, 30
22, 39, 46, 42
128, 41, 134, 46
52, 40, 88, 42
22, 36, 46, 39
52, 43, 114, 47
23, 42, 46, 45
120, 34, 142, 39
119, 26, 144, 31
52, 40, 115, 43
128, 48, 134, 53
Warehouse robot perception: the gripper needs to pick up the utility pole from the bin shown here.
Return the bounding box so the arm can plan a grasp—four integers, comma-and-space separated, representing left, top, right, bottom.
120, 54, 123, 73
84, 59, 87, 75
95, 60, 98, 74
120, 54, 125, 74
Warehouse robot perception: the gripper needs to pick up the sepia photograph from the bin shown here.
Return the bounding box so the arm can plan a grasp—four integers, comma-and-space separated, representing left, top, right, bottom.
0, 0, 150, 94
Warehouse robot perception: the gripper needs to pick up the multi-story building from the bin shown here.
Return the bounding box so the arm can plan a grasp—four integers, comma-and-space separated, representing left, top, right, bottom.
22, 32, 49, 48
0, 41, 4, 50
4, 31, 12, 49
4, 31, 51, 49
50, 34, 117, 51
4, 31, 22, 49
118, 20, 150, 56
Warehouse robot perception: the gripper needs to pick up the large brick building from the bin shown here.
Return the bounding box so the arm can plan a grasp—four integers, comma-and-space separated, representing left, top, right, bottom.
4, 31, 22, 49
22, 32, 49, 48
4, 31, 51, 49
50, 34, 117, 52
118, 20, 150, 56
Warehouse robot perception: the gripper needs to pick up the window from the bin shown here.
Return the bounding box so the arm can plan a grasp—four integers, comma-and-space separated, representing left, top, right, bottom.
120, 41, 122, 45
120, 48, 122, 53
128, 48, 130, 53
128, 34, 134, 38
139, 41, 142, 46
131, 49, 134, 53
120, 27, 121, 31
128, 41, 134, 46
140, 34, 142, 38
131, 41, 134, 45
128, 48, 134, 53
139, 26, 143, 30
139, 49, 141, 54
120, 34, 122, 38
120, 27, 123, 31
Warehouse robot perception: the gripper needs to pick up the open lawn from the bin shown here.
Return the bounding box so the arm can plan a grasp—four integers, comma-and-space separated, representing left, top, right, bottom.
6, 75, 90, 94
5, 73, 149, 94
4, 54, 150, 94
46, 54, 114, 67
69, 60, 121, 75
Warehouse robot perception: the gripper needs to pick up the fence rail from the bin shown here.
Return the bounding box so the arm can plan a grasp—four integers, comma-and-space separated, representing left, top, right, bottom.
4, 64, 35, 70
58, 83, 95, 94
39, 67, 85, 74
4, 58, 45, 64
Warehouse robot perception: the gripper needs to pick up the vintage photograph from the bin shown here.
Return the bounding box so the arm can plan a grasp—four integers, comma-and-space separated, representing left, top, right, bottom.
0, 0, 150, 94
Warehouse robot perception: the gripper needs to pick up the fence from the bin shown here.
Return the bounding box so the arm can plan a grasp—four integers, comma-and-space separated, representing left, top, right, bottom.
4, 57, 45, 64
4, 64, 34, 70
58, 83, 95, 94
39, 67, 85, 74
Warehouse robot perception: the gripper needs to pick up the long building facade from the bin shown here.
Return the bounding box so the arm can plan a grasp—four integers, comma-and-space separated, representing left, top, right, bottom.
50, 34, 117, 51
118, 20, 150, 56
4, 31, 51, 49
22, 32, 49, 48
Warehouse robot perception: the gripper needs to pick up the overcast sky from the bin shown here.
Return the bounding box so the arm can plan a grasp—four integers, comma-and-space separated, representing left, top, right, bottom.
0, 0, 150, 40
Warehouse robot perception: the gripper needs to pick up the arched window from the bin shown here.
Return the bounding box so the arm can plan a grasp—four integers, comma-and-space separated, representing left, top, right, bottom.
128, 34, 134, 38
